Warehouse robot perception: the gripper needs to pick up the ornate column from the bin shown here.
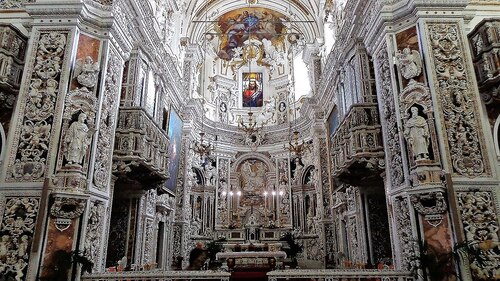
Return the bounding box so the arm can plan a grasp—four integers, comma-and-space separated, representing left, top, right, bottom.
181, 40, 203, 99
371, 2, 500, 278
302, 44, 322, 94
372, 38, 420, 271
0, 1, 126, 279
418, 18, 499, 280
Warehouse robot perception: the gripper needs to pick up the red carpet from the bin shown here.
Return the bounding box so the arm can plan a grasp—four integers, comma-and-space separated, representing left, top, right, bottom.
230, 268, 269, 281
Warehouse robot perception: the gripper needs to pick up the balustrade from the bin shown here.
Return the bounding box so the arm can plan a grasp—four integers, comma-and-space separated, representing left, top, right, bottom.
267, 269, 414, 281
330, 103, 384, 183
113, 107, 170, 184
82, 270, 231, 281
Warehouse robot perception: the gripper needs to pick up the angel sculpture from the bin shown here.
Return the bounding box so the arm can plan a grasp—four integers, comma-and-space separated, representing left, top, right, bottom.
262, 38, 286, 73
395, 47, 422, 80
74, 56, 100, 88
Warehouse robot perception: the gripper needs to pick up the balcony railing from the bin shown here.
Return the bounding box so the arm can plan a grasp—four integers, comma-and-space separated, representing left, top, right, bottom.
469, 19, 500, 104
267, 269, 414, 281
82, 270, 231, 281
113, 107, 169, 184
330, 103, 384, 184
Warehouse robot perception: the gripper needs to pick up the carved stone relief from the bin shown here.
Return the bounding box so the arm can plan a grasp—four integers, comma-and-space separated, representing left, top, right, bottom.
0, 0, 33, 9
395, 47, 422, 80
216, 158, 229, 227
94, 48, 123, 191
457, 190, 500, 280
7, 31, 69, 182
425, 22, 489, 177
393, 197, 418, 271
373, 43, 404, 188
318, 138, 332, 217
49, 196, 86, 231
0, 197, 40, 280
410, 192, 447, 227
84, 200, 105, 271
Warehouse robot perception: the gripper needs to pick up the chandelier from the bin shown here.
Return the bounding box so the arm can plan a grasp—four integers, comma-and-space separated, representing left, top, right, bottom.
238, 111, 262, 135
192, 132, 214, 160
284, 130, 311, 159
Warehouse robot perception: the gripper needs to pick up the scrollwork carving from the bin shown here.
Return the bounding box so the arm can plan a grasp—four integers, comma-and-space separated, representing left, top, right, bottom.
84, 201, 105, 270
50, 196, 86, 220
0, 197, 39, 280
457, 190, 500, 280
8, 31, 68, 181
374, 43, 404, 188
94, 48, 122, 190
426, 22, 488, 177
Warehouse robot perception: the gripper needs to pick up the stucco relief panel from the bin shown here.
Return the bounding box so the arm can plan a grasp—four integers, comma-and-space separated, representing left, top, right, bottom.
424, 22, 490, 177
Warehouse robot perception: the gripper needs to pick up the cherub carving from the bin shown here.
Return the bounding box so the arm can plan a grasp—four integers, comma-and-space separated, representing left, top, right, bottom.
74, 56, 100, 88
396, 47, 422, 80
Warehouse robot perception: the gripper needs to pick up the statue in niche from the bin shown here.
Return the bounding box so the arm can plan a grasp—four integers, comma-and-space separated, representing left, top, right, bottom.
65, 112, 94, 165
204, 162, 217, 186
404, 107, 430, 160
395, 47, 422, 80
292, 158, 304, 184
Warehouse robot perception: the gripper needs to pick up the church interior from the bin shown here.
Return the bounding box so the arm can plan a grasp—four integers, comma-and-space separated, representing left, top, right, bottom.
0, 0, 499, 280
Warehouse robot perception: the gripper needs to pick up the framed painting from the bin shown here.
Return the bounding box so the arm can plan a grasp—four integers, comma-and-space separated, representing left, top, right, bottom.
165, 109, 183, 192
242, 72, 263, 107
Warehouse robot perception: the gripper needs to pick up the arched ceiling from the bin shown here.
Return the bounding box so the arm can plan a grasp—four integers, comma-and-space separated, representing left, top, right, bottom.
183, 0, 323, 45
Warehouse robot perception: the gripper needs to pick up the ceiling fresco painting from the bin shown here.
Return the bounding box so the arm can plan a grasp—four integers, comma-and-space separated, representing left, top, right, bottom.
216, 8, 288, 67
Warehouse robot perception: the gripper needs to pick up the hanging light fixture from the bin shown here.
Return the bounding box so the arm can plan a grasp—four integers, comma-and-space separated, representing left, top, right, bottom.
192, 131, 214, 160
284, 130, 311, 160
238, 111, 261, 135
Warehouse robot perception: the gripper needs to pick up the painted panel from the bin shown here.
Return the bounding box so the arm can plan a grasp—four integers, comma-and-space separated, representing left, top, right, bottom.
165, 109, 183, 191
242, 72, 263, 107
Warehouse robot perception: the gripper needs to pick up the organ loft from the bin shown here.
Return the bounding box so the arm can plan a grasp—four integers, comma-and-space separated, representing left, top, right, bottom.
0, 0, 499, 281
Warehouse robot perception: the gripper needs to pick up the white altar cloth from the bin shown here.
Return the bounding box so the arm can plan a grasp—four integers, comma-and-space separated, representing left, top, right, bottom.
216, 251, 287, 260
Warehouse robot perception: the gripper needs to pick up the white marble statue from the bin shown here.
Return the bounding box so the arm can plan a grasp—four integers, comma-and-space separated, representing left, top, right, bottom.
404, 107, 430, 160
65, 112, 93, 165
395, 47, 422, 80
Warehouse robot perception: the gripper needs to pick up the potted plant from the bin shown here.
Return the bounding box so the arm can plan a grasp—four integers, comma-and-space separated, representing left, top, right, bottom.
280, 232, 303, 268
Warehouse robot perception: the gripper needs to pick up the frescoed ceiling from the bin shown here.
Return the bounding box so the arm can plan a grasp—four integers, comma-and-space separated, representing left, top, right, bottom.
183, 0, 323, 45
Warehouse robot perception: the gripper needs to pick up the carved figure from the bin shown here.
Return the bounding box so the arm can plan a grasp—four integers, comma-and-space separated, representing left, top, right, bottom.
396, 47, 422, 80
75, 56, 100, 88
17, 235, 29, 258
404, 107, 430, 160
65, 112, 93, 165
204, 163, 217, 186
0, 235, 10, 259
28, 79, 43, 106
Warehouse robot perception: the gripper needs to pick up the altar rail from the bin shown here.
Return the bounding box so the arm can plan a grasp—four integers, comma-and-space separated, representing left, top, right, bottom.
267, 269, 414, 281
81, 270, 231, 281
